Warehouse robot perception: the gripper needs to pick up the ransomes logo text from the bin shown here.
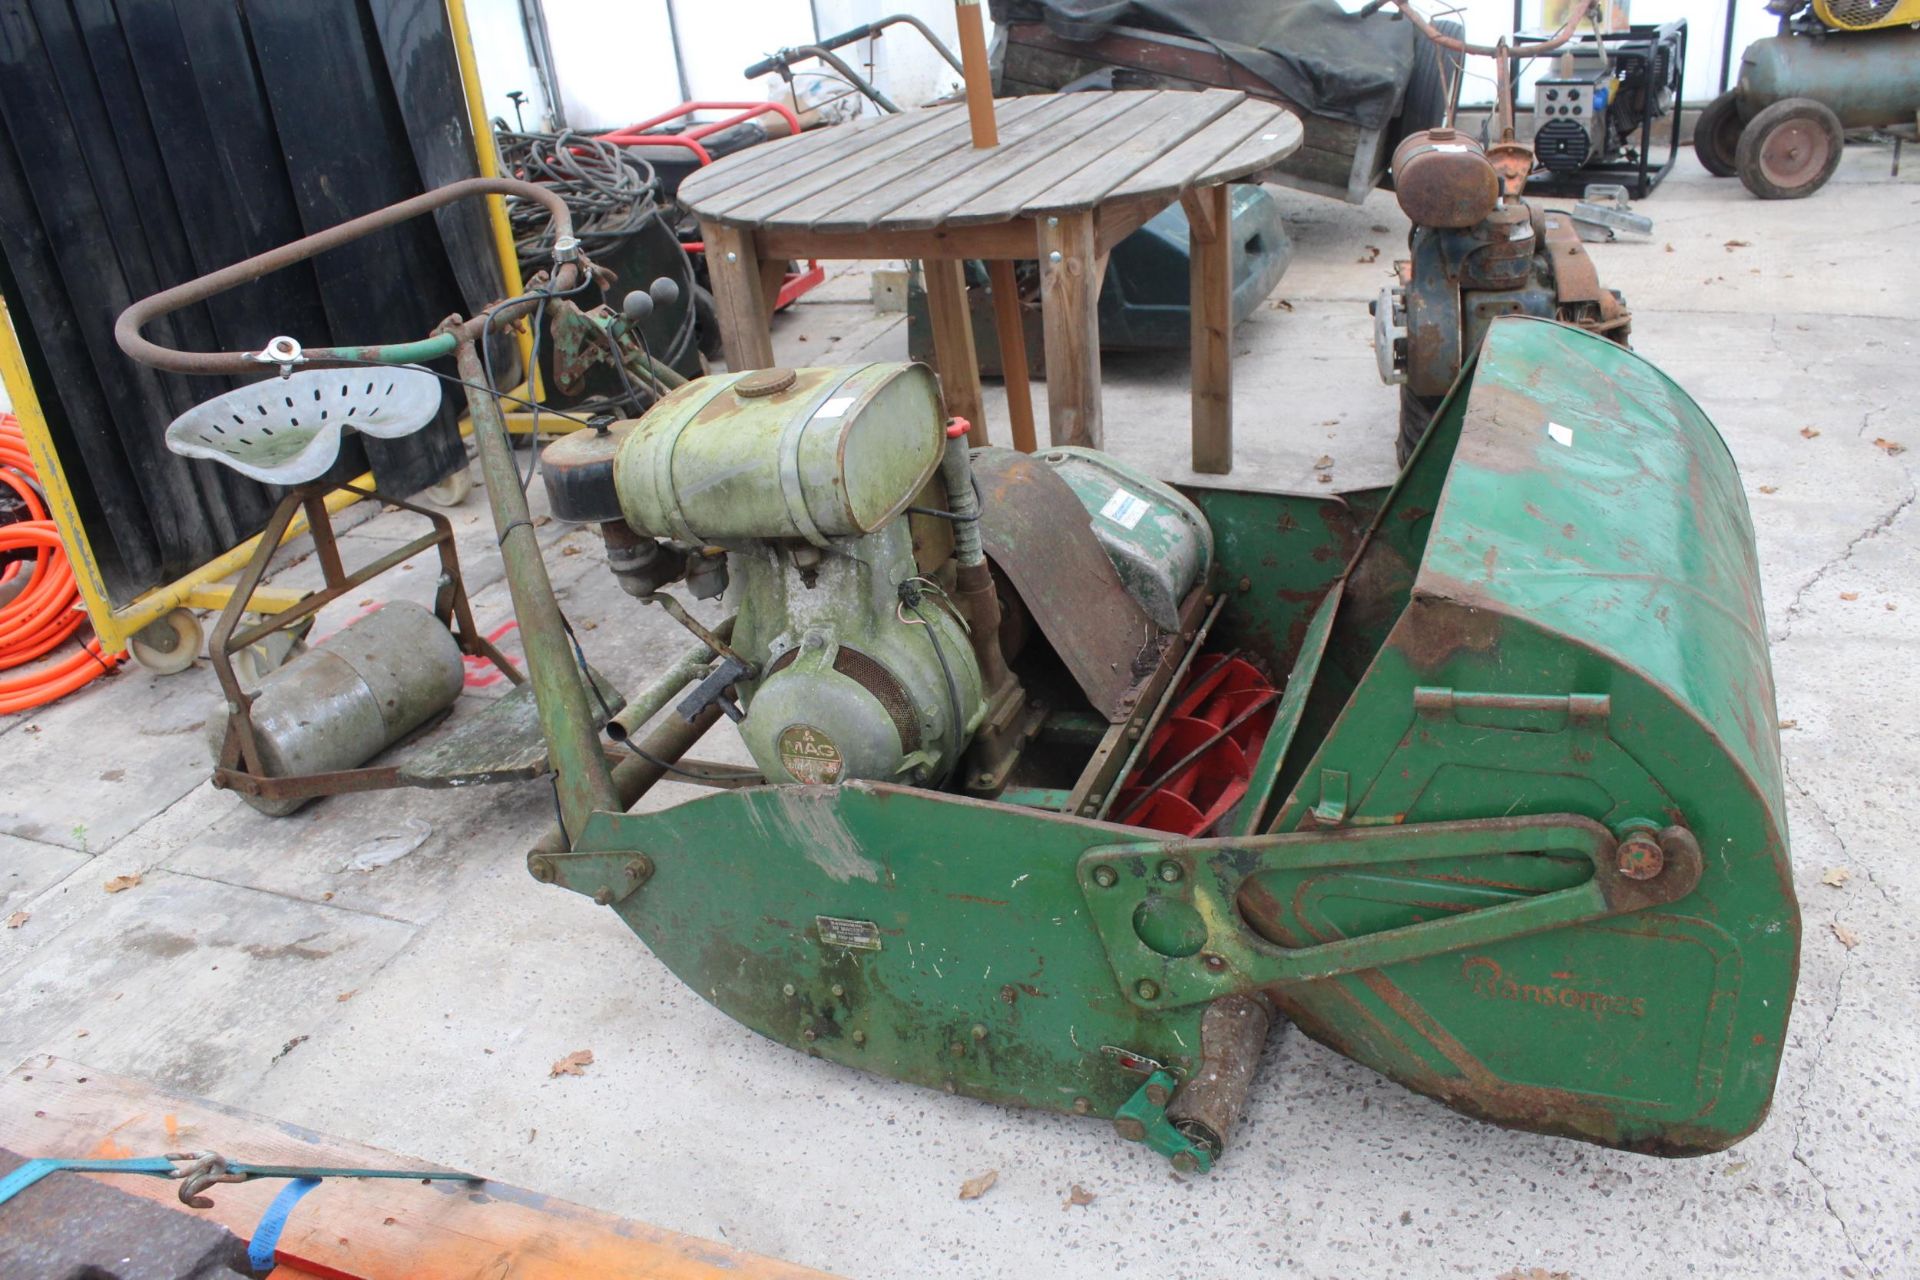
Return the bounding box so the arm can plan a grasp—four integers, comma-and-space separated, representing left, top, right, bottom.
1460, 955, 1646, 1020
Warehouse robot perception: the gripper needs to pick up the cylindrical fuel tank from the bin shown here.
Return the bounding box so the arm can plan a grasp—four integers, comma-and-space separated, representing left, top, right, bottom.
1391, 129, 1500, 229
615, 363, 945, 546
1738, 31, 1920, 127
214, 601, 464, 814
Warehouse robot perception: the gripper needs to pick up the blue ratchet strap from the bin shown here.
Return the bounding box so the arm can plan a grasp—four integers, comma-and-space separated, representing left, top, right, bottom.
0, 1156, 179, 1208
247, 1177, 321, 1270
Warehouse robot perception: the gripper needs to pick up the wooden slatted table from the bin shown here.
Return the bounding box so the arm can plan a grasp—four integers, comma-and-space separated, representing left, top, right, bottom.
679, 89, 1301, 473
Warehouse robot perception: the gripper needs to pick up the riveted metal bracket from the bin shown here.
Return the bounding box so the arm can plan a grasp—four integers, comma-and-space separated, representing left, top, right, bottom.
527, 849, 654, 906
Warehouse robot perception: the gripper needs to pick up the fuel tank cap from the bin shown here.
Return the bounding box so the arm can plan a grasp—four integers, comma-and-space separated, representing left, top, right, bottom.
735, 367, 797, 398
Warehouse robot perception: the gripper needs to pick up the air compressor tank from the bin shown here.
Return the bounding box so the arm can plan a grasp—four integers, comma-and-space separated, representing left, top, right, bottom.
213, 601, 465, 815
1737, 31, 1920, 127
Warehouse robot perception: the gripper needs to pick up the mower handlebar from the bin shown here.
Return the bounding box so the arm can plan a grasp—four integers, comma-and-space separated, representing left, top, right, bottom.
115, 177, 575, 377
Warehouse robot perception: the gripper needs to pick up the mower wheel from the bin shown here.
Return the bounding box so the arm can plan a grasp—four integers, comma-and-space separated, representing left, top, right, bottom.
1396, 386, 1441, 467
1736, 98, 1843, 199
1693, 91, 1744, 178
129, 606, 202, 675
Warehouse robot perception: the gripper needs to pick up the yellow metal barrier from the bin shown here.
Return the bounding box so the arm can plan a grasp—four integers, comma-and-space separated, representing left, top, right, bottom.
0, 0, 551, 660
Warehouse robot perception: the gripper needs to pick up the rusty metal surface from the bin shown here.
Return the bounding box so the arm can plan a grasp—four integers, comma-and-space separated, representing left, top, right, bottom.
972, 447, 1160, 720
1165, 995, 1275, 1158
1391, 130, 1499, 228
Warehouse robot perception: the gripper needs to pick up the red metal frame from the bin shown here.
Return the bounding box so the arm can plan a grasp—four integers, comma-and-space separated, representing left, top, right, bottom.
605, 102, 824, 310
596, 101, 802, 167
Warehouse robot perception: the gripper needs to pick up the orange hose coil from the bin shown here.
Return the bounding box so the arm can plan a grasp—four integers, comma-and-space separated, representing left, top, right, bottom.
0, 412, 124, 712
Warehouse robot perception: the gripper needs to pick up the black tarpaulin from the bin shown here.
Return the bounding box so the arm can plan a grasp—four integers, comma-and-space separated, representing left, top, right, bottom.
0, 0, 507, 606
990, 0, 1418, 129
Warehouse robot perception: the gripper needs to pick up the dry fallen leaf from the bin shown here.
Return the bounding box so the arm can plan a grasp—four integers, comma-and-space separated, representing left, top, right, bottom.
1663, 243, 1674, 253
1873, 438, 1906, 455
958, 1170, 999, 1200
1316, 473, 1332, 485
1270, 298, 1294, 312
336, 990, 357, 1003
103, 874, 142, 894
1822, 866, 1851, 889
1888, 602, 1899, 612
1831, 922, 1859, 950
1312, 455, 1334, 471
561, 545, 583, 557
1800, 426, 1820, 439
1840, 592, 1860, 601
1357, 245, 1381, 264
272, 1034, 309, 1063
5, 911, 27, 929
1724, 239, 1751, 251
1778, 719, 1798, 730
1063, 1184, 1096, 1209
549, 1049, 594, 1078
1758, 485, 1778, 494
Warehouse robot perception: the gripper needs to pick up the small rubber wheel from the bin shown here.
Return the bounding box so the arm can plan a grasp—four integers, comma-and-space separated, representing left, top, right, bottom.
423, 465, 474, 507
1396, 386, 1441, 468
1693, 91, 1745, 178
1736, 98, 1844, 199
129, 607, 202, 675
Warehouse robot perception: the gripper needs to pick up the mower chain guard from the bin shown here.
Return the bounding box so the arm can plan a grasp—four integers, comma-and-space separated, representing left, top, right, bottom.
1079, 815, 1701, 1011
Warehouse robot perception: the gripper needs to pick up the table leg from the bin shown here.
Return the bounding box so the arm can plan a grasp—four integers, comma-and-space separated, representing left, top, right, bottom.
699, 219, 774, 371
922, 259, 989, 445
1036, 211, 1101, 450
1184, 185, 1232, 475
984, 261, 1037, 453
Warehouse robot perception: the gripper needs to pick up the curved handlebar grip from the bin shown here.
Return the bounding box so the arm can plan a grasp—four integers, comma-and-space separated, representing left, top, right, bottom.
114, 177, 573, 377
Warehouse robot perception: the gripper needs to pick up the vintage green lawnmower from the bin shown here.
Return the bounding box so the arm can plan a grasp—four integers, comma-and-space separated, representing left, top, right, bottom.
118, 180, 1797, 1172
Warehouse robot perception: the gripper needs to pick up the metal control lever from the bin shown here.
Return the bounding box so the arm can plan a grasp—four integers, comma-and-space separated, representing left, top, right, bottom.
676, 654, 755, 724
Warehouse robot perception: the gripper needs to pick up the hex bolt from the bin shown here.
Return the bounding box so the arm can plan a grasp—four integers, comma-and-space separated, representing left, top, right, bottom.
1114, 1117, 1147, 1142
1073, 1096, 1092, 1115
1145, 1080, 1170, 1107
803, 1028, 818, 1042
624, 856, 653, 884
1616, 830, 1665, 881
1171, 1151, 1200, 1174
592, 887, 614, 907
830, 983, 846, 998
1238, 576, 1252, 593
782, 983, 797, 998
528, 856, 556, 884
974, 772, 994, 788
1158, 861, 1183, 884
1126, 724, 1142, 740
1136, 979, 1160, 1000
971, 1023, 988, 1041
1092, 865, 1119, 888
1203, 953, 1226, 972
851, 1029, 867, 1045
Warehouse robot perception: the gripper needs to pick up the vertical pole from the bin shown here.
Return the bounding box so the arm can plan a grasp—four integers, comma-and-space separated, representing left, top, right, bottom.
1185, 185, 1232, 475
1036, 211, 1101, 449
699, 220, 776, 371
953, 0, 1036, 452
457, 338, 618, 843
923, 260, 989, 444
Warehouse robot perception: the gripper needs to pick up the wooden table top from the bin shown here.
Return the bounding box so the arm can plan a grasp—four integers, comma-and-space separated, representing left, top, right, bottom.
679, 89, 1301, 235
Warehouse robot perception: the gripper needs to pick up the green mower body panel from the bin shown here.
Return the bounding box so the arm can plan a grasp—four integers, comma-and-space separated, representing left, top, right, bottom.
548, 317, 1797, 1158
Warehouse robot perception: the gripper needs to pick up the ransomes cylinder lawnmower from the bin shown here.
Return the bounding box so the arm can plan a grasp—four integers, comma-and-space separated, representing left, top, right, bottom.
118, 177, 1798, 1172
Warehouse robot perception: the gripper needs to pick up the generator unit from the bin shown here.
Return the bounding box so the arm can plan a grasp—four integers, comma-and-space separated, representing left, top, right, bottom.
1525, 20, 1686, 197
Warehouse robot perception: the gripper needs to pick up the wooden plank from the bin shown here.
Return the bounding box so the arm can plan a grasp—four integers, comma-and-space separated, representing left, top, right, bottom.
937, 91, 1180, 226
1186, 183, 1233, 475
700, 220, 775, 370
985, 259, 1038, 453
679, 105, 966, 216
922, 260, 988, 445
714, 101, 1006, 227
1036, 211, 1102, 449
0, 1055, 837, 1280
1017, 89, 1247, 215
1192, 114, 1304, 186
1106, 99, 1298, 202
1094, 195, 1174, 257
794, 96, 1105, 237
760, 220, 1039, 262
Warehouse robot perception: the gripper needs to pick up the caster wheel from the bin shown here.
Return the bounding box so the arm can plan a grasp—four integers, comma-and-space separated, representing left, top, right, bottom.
1736, 98, 1843, 200
424, 466, 474, 507
1693, 90, 1744, 178
129, 607, 202, 675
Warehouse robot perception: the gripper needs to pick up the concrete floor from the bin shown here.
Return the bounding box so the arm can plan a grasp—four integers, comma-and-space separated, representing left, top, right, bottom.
2, 142, 1916, 1279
